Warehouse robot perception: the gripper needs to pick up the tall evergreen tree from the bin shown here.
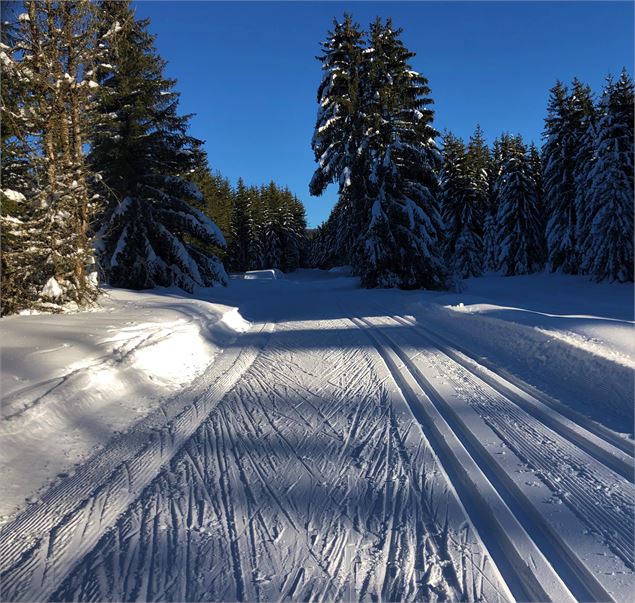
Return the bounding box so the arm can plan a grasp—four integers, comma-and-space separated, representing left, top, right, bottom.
543, 82, 577, 272
496, 136, 543, 275
482, 136, 506, 272
1, 0, 101, 314
91, 0, 226, 291
228, 178, 252, 271
528, 142, 546, 264
188, 153, 233, 249
357, 18, 445, 288
440, 132, 482, 278
579, 72, 634, 282
571, 79, 599, 262
465, 124, 489, 214
542, 79, 594, 274
310, 14, 365, 264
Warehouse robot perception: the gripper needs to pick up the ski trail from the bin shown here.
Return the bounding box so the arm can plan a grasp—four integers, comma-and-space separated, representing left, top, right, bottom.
349, 309, 633, 602
51, 314, 510, 602
0, 322, 274, 602
377, 314, 635, 567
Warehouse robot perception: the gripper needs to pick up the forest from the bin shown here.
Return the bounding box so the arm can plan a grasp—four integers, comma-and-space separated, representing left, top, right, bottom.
1, 4, 633, 316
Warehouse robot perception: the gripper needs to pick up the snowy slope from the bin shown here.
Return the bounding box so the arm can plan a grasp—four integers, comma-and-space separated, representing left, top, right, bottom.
0, 286, 250, 523
0, 270, 633, 602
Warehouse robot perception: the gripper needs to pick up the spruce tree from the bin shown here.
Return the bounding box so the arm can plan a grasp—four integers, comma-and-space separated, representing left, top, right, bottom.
91, 0, 226, 291
496, 136, 543, 275
357, 18, 445, 288
188, 153, 233, 249
528, 142, 546, 264
2, 0, 102, 313
482, 136, 505, 272
310, 14, 365, 265
542, 80, 594, 274
440, 133, 482, 278
579, 71, 634, 282
228, 178, 252, 272
571, 79, 599, 262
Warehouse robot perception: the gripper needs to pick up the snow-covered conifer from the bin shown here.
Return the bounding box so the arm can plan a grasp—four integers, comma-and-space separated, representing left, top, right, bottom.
309, 14, 365, 263
91, 1, 226, 291
543, 80, 594, 274
496, 137, 543, 275
357, 18, 445, 288
2, 0, 102, 313
579, 72, 634, 282
440, 133, 482, 278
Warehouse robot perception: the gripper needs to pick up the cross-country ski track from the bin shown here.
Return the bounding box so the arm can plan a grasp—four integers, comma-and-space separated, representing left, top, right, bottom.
1, 271, 633, 602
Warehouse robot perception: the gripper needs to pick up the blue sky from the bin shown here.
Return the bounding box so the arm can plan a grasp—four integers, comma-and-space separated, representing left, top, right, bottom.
133, 1, 633, 227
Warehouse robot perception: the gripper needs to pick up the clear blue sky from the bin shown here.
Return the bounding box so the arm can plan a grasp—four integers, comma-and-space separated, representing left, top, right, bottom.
133, 1, 633, 227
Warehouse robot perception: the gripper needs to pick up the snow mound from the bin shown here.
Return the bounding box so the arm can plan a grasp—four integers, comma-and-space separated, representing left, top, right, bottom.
221, 308, 251, 333
244, 269, 285, 280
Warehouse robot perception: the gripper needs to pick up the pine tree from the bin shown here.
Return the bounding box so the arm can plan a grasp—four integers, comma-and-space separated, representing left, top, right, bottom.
228, 178, 251, 271
482, 136, 505, 271
528, 142, 546, 264
579, 71, 634, 282
188, 153, 233, 249
2, 0, 102, 314
440, 132, 482, 278
466, 124, 489, 214
571, 79, 599, 262
496, 136, 543, 275
357, 18, 445, 288
542, 80, 594, 274
310, 14, 365, 265
91, 0, 226, 291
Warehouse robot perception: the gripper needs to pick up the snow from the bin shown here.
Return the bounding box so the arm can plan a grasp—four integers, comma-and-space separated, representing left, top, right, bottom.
1, 270, 633, 601
328, 264, 353, 274
244, 268, 285, 280
0, 287, 250, 523
2, 189, 26, 203
41, 276, 63, 299
436, 272, 634, 369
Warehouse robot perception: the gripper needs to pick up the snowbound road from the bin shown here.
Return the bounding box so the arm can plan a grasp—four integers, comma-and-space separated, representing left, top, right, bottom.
1, 271, 633, 602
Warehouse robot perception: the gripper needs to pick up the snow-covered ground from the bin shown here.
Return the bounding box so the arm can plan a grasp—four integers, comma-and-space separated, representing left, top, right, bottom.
0, 286, 250, 523
1, 270, 633, 602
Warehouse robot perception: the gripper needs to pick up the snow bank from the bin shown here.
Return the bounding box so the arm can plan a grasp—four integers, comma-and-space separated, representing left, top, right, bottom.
244, 268, 285, 280
0, 286, 251, 523
438, 273, 634, 369
404, 272, 634, 436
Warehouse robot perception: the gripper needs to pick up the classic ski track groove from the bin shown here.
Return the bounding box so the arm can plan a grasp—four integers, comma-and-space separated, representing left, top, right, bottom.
388, 310, 635, 464
372, 312, 635, 573
348, 312, 620, 603
0, 321, 275, 602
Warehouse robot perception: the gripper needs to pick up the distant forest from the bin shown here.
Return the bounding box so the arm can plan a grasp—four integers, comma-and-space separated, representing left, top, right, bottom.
1, 4, 633, 316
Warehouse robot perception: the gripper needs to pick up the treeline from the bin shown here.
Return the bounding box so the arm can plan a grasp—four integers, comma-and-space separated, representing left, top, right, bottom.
0, 0, 308, 316
310, 15, 634, 287
439, 73, 634, 283
190, 172, 308, 273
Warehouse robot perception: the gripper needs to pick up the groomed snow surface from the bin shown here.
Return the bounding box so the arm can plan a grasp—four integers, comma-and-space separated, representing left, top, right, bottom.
0, 270, 633, 602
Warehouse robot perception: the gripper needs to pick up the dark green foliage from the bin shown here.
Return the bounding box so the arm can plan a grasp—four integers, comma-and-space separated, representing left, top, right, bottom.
91, 0, 226, 291
228, 181, 307, 273
311, 16, 446, 289
440, 132, 483, 278
578, 71, 634, 282
496, 136, 543, 275
2, 0, 101, 314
